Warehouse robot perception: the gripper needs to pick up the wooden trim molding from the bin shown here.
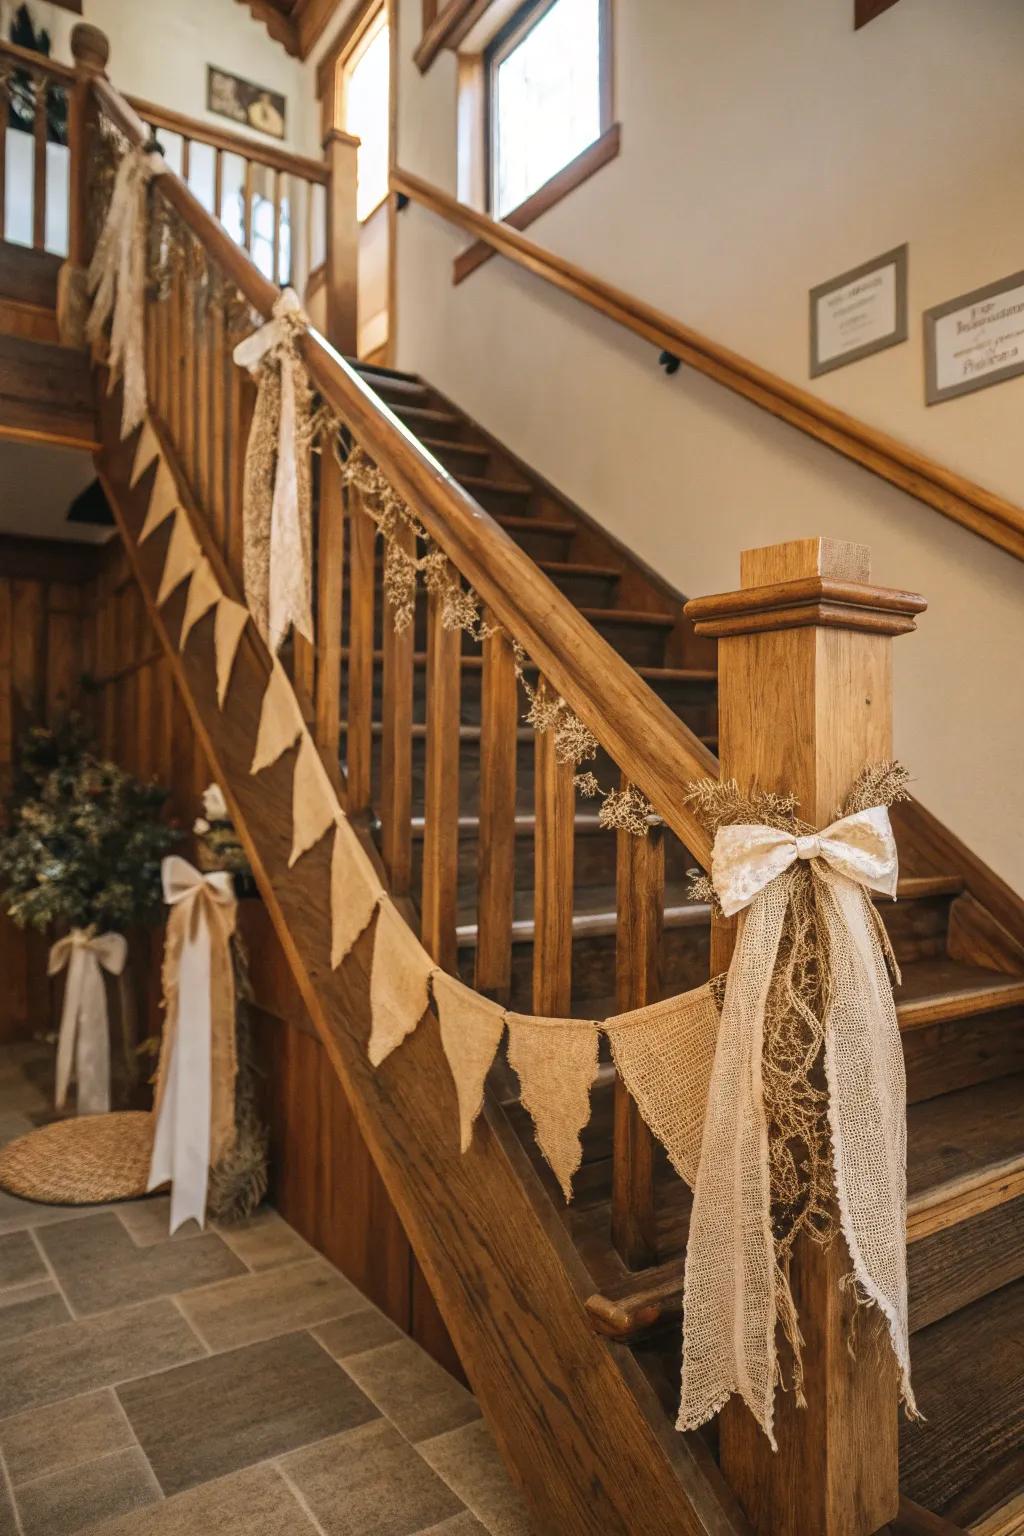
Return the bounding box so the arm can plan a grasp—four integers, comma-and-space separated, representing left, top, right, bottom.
391, 165, 1024, 565
855, 0, 901, 26
129, 96, 328, 183
415, 0, 494, 72
455, 124, 620, 282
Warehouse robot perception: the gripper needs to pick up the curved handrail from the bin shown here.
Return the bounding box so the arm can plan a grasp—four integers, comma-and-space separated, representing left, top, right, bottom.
391, 166, 1024, 567
91, 74, 719, 867
127, 95, 329, 185
0, 39, 74, 83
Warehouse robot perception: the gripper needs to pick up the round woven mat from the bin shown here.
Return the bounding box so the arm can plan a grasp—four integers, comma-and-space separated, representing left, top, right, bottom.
0, 1112, 155, 1205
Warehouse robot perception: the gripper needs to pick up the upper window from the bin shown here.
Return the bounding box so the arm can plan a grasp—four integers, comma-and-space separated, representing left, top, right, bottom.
341, 7, 391, 221
487, 0, 609, 220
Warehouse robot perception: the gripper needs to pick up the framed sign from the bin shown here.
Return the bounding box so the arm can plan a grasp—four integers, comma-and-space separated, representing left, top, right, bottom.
809, 245, 908, 377
924, 270, 1024, 404
207, 66, 286, 141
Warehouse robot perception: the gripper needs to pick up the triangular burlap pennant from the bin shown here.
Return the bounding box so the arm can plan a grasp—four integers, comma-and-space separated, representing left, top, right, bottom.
156, 512, 202, 605
289, 734, 338, 865
505, 1013, 600, 1200
432, 970, 505, 1152
250, 658, 303, 774
138, 459, 179, 544
179, 558, 221, 651
368, 899, 434, 1067
604, 983, 721, 1188
330, 816, 384, 968
214, 598, 248, 708
130, 418, 160, 486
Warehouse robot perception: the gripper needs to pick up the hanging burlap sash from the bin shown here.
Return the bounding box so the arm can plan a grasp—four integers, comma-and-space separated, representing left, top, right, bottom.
49, 928, 128, 1115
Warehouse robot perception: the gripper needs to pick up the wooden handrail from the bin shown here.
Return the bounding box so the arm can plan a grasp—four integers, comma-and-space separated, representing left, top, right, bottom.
391, 166, 1024, 566
90, 71, 719, 867
127, 94, 330, 184
0, 39, 74, 83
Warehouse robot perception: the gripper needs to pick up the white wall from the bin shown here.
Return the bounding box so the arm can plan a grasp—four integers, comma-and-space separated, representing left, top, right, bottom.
391, 0, 1024, 892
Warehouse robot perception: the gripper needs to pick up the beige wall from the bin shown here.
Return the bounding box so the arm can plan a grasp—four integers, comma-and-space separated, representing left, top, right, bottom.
391, 0, 1024, 893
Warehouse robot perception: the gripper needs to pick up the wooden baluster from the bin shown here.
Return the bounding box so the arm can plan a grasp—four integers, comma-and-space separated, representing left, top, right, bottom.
208, 298, 228, 555
213, 148, 224, 223
475, 625, 517, 1002
168, 261, 183, 450
181, 135, 191, 187
315, 440, 344, 760
195, 282, 211, 507
32, 70, 47, 250
421, 589, 461, 969
532, 726, 575, 1016
380, 520, 415, 894
611, 800, 663, 1269
345, 487, 375, 814
0, 72, 7, 240
272, 169, 282, 286
242, 159, 254, 252
689, 537, 925, 1536
226, 356, 253, 591
322, 128, 359, 354
182, 272, 197, 486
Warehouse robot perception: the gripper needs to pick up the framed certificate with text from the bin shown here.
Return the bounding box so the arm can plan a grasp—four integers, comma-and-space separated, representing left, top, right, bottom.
924, 270, 1024, 404
809, 246, 908, 377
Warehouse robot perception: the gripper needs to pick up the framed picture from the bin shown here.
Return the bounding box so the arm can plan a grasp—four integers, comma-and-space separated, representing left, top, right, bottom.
924, 270, 1024, 405
809, 245, 908, 378
207, 66, 287, 141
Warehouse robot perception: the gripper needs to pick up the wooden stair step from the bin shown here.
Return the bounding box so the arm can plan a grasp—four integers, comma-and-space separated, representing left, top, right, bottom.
392, 404, 463, 430
970, 1487, 1024, 1534
583, 1072, 1024, 1343
0, 332, 98, 450
352, 360, 421, 385
360, 374, 430, 403
457, 473, 532, 497
419, 436, 491, 465
900, 1275, 1024, 1525
897, 959, 1024, 1030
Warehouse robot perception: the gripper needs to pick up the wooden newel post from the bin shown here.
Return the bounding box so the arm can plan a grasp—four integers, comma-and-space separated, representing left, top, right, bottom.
322, 127, 360, 357
685, 538, 927, 1536
59, 23, 110, 345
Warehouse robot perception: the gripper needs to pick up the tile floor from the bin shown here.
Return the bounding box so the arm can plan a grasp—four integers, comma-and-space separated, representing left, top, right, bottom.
0, 1042, 535, 1536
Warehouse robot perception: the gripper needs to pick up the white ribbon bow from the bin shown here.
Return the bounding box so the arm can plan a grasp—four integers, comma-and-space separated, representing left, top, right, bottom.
49, 928, 127, 1115
87, 145, 165, 439
678, 802, 915, 1446
232, 288, 313, 654
148, 856, 236, 1233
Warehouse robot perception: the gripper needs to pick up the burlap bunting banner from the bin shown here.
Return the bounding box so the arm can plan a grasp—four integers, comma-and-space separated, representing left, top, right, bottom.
330, 817, 384, 968
130, 420, 160, 487
506, 1014, 601, 1199
290, 736, 337, 866
214, 600, 248, 708
368, 899, 434, 1067
156, 512, 201, 606
179, 559, 221, 650
250, 658, 304, 774
138, 460, 179, 545
432, 972, 506, 1153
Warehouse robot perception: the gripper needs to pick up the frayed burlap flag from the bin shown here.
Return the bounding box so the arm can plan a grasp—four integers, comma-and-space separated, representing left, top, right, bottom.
605, 984, 721, 1188
289, 735, 337, 865
130, 419, 160, 486
156, 512, 201, 605
214, 599, 248, 708
179, 559, 221, 650
368, 900, 434, 1067
432, 971, 505, 1152
250, 659, 303, 774
138, 459, 178, 543
330, 816, 384, 968
505, 1014, 600, 1200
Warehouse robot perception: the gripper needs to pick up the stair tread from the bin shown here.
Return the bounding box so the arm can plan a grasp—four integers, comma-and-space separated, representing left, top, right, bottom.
496, 513, 576, 534
420, 436, 489, 458
896, 958, 1024, 1028
458, 474, 532, 495
579, 607, 677, 628
393, 404, 462, 425
900, 1276, 1024, 1523
540, 561, 622, 579
352, 360, 421, 385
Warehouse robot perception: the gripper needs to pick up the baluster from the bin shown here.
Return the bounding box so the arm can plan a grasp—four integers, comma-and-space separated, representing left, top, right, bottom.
611, 797, 663, 1269
0, 75, 7, 239
182, 273, 197, 486
242, 159, 253, 252
421, 587, 461, 970
195, 283, 211, 506
168, 261, 183, 449
32, 70, 47, 249
322, 128, 359, 354
181, 136, 191, 187
208, 298, 228, 555
272, 169, 282, 285
213, 148, 224, 223
532, 725, 575, 1015
345, 487, 375, 814
226, 359, 253, 591
315, 440, 344, 759
475, 625, 517, 1002
380, 520, 415, 893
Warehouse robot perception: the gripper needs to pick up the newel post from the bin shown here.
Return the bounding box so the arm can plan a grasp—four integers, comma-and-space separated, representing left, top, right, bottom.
322, 127, 360, 356
685, 537, 927, 1536
58, 23, 110, 346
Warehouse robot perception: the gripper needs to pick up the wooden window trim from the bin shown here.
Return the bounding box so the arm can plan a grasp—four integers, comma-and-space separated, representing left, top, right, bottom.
855, 0, 900, 25
453, 120, 620, 283
316, 0, 385, 142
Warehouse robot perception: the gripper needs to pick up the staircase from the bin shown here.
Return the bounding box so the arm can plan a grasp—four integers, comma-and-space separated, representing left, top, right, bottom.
1, 23, 1023, 1536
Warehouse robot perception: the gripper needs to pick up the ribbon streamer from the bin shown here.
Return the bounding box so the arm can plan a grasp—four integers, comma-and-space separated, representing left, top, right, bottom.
49, 929, 127, 1115
148, 857, 238, 1233
87, 145, 165, 439
232, 289, 314, 654
677, 803, 914, 1447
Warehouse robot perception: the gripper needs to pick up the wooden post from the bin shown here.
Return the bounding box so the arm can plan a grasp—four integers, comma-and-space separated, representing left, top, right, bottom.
685, 537, 927, 1536
59, 24, 110, 345
322, 127, 360, 357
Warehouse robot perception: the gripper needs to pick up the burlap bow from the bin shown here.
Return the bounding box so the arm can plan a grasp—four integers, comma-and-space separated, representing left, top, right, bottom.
87, 144, 165, 438
148, 857, 238, 1232
49, 928, 127, 1115
678, 803, 915, 1447
232, 288, 314, 654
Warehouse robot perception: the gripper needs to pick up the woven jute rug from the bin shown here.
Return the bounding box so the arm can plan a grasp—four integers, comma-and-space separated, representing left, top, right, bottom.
0, 1112, 155, 1205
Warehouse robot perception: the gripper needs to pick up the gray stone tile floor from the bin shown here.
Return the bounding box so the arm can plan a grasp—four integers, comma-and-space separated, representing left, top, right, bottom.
0, 1043, 535, 1536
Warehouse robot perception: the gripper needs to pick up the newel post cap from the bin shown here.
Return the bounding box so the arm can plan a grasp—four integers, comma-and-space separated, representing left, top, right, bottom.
71, 23, 110, 74
684, 537, 927, 639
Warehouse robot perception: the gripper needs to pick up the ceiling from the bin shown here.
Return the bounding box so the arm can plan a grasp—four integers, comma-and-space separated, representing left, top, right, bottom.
0, 440, 112, 545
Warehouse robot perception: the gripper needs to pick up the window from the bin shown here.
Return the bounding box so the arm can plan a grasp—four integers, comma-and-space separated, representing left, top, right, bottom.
487, 0, 609, 219
341, 7, 391, 222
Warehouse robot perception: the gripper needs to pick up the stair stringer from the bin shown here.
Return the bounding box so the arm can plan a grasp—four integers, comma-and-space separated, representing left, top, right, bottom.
96, 400, 750, 1536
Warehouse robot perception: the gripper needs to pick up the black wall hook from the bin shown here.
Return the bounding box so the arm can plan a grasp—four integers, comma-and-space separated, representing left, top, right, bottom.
658, 349, 681, 375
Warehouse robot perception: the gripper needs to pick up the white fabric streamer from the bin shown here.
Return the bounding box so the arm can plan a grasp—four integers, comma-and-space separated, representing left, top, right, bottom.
678, 803, 915, 1447
49, 928, 127, 1115
87, 145, 165, 438
148, 857, 236, 1233
232, 289, 313, 653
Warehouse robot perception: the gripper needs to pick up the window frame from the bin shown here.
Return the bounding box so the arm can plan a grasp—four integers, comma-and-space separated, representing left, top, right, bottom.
483, 0, 613, 219
338, 2, 391, 224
